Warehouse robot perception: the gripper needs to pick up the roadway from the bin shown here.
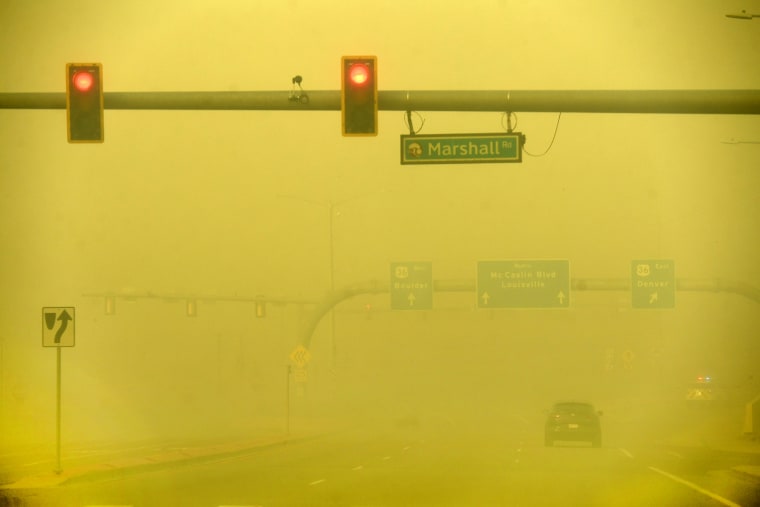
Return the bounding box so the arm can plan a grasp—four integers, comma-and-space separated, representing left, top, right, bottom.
8, 410, 760, 507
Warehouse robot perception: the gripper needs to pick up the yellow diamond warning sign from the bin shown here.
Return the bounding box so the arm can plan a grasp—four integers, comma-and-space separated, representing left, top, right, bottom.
289, 345, 311, 368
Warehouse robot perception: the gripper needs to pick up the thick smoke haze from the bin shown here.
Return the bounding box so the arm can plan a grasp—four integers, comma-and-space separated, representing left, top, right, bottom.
0, 2, 759, 504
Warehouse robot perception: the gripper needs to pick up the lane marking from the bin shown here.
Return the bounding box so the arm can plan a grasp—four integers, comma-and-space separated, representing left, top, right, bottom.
648, 467, 741, 507
666, 450, 684, 459
19, 460, 53, 467
382, 456, 391, 461
402, 446, 411, 452
352, 465, 364, 470
198, 454, 254, 466
309, 479, 326, 486
619, 448, 634, 459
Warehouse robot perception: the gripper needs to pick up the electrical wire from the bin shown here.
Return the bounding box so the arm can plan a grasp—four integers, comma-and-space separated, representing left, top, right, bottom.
403, 111, 425, 135
524, 112, 562, 157
501, 112, 518, 132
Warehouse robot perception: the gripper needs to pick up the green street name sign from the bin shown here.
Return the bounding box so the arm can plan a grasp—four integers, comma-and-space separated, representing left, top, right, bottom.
477, 260, 570, 308
390, 261, 433, 310
401, 133, 523, 165
631, 259, 675, 308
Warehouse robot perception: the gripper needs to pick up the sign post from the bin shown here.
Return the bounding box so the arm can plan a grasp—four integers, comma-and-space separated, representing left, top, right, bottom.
42, 307, 75, 474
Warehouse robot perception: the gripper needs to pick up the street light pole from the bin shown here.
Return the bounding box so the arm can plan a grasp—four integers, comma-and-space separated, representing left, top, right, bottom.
277, 195, 341, 367
278, 192, 379, 367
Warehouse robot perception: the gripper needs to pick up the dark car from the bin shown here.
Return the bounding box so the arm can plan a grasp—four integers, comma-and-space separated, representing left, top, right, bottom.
545, 401, 602, 447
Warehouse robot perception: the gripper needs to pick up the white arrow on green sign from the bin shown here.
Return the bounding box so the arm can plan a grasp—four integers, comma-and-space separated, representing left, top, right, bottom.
401, 133, 523, 165
390, 261, 433, 310
631, 259, 675, 308
477, 260, 570, 308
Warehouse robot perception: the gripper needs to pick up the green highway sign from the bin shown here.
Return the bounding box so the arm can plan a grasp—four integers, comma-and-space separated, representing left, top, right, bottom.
390, 261, 433, 310
477, 260, 570, 308
631, 259, 675, 308
401, 133, 523, 165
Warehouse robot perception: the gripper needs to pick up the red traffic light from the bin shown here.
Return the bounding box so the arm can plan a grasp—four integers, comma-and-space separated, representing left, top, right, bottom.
72, 71, 95, 92
341, 56, 377, 136
348, 63, 370, 86
66, 63, 104, 143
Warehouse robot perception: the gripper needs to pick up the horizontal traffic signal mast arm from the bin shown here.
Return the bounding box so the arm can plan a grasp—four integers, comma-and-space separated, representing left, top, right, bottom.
299, 277, 760, 348
2, 89, 760, 114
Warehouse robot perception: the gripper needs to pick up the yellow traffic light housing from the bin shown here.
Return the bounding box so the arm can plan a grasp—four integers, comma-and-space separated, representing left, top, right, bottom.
341, 56, 377, 136
255, 299, 267, 318
66, 63, 104, 143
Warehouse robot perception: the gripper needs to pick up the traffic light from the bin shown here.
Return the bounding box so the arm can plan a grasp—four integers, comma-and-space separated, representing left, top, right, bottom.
341, 56, 377, 136
186, 299, 198, 317
104, 296, 116, 316
255, 299, 266, 318
66, 63, 103, 143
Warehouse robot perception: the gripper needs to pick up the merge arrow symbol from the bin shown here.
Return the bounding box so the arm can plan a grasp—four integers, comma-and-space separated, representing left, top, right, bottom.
481, 292, 490, 305
408, 293, 416, 306
55, 309, 72, 343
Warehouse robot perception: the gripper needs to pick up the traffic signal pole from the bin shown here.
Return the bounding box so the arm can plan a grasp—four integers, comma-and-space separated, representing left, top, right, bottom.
2, 89, 760, 114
